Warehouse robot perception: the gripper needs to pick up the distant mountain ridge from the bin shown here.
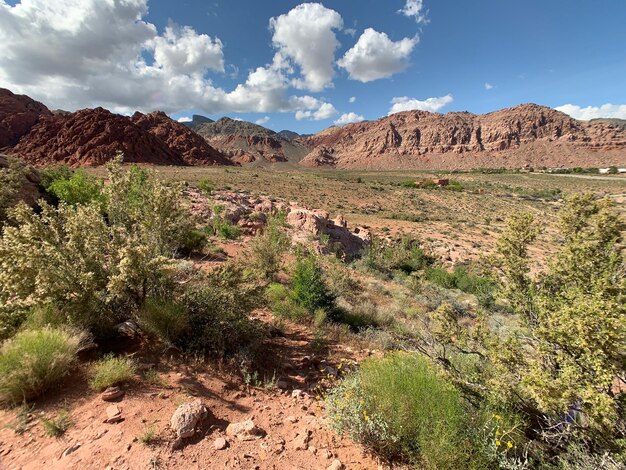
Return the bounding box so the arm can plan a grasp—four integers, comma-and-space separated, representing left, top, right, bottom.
193, 117, 310, 165
1, 88, 625, 169
302, 104, 626, 170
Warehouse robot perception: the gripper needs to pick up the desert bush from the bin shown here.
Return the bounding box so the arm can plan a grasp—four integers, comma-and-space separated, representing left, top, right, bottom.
136, 297, 188, 345
0, 161, 191, 335
41, 409, 72, 437
175, 264, 266, 357
266, 283, 309, 321
359, 236, 433, 277
291, 254, 337, 318
38, 165, 73, 190
197, 178, 214, 195
178, 229, 208, 255
46, 170, 103, 206
425, 265, 496, 307
429, 195, 626, 463
250, 212, 290, 280
0, 328, 84, 405
326, 352, 489, 469
89, 354, 136, 391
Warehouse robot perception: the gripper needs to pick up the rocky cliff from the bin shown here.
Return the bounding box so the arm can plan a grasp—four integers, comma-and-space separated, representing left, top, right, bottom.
0, 89, 52, 149
302, 104, 626, 169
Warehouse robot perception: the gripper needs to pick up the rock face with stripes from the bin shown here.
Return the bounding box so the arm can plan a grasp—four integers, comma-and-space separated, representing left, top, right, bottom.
302, 104, 626, 170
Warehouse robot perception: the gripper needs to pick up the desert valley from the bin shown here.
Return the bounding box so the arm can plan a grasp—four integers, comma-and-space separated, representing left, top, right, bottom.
1, 1, 626, 470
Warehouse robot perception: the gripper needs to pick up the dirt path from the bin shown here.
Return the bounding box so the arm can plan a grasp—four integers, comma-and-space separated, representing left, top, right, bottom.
0, 313, 383, 470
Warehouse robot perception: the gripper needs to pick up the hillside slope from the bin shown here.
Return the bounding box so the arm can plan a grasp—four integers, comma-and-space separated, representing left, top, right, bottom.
195, 117, 310, 165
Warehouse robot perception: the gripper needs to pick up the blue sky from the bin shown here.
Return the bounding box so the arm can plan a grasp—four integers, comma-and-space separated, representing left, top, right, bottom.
1, 0, 625, 133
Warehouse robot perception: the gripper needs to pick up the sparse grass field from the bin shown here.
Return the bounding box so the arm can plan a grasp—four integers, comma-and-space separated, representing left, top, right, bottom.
89, 165, 626, 264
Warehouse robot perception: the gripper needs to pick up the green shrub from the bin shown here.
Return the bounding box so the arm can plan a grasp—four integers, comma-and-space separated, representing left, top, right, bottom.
197, 179, 214, 195
0, 328, 84, 405
137, 297, 188, 344
89, 354, 136, 391
176, 264, 266, 357
400, 180, 418, 188
213, 218, 241, 240
250, 213, 290, 280
425, 265, 496, 307
326, 353, 487, 469
291, 255, 336, 318
39, 165, 73, 190
361, 236, 433, 277
46, 170, 103, 206
41, 409, 72, 437
266, 283, 309, 321
178, 229, 208, 255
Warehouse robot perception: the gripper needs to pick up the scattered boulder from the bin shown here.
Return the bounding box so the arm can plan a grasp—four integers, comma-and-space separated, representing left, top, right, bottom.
61, 442, 81, 458
101, 386, 124, 401
225, 419, 264, 441
170, 399, 208, 439
327, 459, 344, 470
104, 405, 123, 424
214, 437, 228, 450
291, 428, 311, 451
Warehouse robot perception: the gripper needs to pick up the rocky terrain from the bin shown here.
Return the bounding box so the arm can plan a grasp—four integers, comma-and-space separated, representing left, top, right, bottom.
0, 89, 52, 149
194, 117, 310, 165
0, 88, 229, 167
302, 104, 626, 170
181, 114, 215, 131
131, 111, 232, 166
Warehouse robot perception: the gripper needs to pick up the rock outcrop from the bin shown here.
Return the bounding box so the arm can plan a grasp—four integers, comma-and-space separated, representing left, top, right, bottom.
131, 111, 232, 166
8, 108, 183, 166
0, 89, 52, 149
186, 189, 371, 258
194, 117, 310, 164
302, 104, 626, 170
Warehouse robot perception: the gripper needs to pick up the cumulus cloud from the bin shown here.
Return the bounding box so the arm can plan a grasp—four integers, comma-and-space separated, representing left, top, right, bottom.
334, 112, 365, 125
177, 116, 192, 123
0, 0, 336, 118
388, 94, 453, 115
349, 96, 356, 103
484, 82, 494, 90
295, 102, 338, 121
398, 0, 429, 24
338, 28, 418, 82
269, 3, 343, 92
555, 103, 626, 121
255, 116, 270, 125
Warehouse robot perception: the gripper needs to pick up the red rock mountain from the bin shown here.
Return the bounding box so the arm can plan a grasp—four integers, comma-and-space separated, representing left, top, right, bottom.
9, 107, 186, 166
0, 89, 52, 149
131, 111, 232, 166
302, 104, 626, 170
0, 87, 230, 167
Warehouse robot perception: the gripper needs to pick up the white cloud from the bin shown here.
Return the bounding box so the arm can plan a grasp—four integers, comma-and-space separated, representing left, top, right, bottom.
344, 28, 357, 37
269, 3, 343, 92
555, 103, 626, 121
484, 82, 494, 90
255, 116, 270, 125
295, 102, 337, 121
0, 0, 337, 119
152, 24, 224, 74
338, 28, 418, 82
177, 116, 192, 123
334, 112, 365, 125
349, 96, 356, 103
398, 0, 429, 24
388, 94, 453, 115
